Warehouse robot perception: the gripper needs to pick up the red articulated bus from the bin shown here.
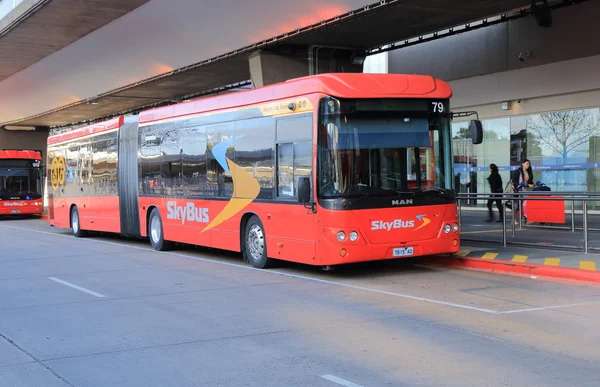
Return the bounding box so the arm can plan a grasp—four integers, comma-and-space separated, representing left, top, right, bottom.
0, 149, 44, 217
47, 73, 478, 268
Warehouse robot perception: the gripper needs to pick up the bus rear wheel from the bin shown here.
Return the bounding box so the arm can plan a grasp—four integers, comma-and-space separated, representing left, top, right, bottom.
148, 208, 172, 251
243, 216, 272, 269
70, 206, 86, 238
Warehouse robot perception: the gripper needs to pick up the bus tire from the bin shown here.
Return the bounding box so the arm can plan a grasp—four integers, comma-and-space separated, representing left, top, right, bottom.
70, 206, 86, 238
148, 208, 172, 251
243, 215, 272, 269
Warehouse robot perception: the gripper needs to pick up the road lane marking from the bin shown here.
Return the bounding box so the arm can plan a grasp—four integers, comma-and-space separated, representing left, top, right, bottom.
456, 250, 470, 257
512, 255, 528, 263
580, 261, 597, 271
481, 252, 498, 260
544, 258, 560, 267
48, 277, 106, 298
497, 302, 597, 314
321, 375, 364, 387
3, 224, 599, 315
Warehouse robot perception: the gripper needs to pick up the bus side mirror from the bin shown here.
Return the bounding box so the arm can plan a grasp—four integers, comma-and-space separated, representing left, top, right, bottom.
297, 176, 311, 203
469, 120, 483, 144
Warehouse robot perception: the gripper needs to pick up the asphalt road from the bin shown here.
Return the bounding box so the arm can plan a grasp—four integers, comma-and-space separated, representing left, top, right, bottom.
1, 218, 600, 387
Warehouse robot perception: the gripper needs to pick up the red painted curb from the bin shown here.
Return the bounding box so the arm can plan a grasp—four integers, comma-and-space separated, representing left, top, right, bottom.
428, 256, 600, 285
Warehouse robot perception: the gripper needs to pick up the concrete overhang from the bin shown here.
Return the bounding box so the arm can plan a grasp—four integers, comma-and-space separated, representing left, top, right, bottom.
3, 0, 548, 129
0, 0, 150, 81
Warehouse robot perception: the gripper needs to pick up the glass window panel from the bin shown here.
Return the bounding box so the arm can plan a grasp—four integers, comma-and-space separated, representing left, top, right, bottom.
278, 143, 294, 198
235, 117, 275, 200
293, 142, 312, 197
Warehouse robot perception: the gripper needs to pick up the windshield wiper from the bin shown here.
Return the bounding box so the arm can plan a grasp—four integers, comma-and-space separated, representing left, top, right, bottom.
413, 188, 454, 197
345, 190, 415, 199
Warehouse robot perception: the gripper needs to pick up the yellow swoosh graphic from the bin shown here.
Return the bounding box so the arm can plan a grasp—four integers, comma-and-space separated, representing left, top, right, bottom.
413, 217, 431, 231
201, 158, 260, 233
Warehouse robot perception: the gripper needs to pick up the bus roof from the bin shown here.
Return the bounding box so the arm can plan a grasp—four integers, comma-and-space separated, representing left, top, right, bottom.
0, 150, 42, 161
48, 116, 124, 145
139, 73, 452, 124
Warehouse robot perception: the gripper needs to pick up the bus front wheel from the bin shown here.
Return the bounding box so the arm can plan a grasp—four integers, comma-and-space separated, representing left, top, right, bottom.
148, 208, 172, 251
243, 216, 272, 269
70, 206, 86, 238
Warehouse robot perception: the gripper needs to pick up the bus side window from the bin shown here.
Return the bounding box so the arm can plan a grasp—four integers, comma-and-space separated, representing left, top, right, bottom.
277, 143, 294, 198
276, 114, 313, 199
277, 141, 312, 199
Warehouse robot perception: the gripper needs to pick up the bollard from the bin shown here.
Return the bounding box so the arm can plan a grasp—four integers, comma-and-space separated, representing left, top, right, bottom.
571, 198, 575, 233
583, 200, 588, 254
512, 199, 516, 237
502, 201, 507, 247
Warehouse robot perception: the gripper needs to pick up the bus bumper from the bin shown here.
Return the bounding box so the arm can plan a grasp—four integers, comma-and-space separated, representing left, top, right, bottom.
0, 203, 43, 216
316, 235, 460, 265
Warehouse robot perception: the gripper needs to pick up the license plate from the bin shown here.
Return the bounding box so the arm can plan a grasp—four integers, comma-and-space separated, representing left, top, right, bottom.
10, 210, 21, 214
393, 247, 414, 257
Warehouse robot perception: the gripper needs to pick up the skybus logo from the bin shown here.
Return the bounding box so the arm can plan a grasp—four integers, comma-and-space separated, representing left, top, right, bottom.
3, 202, 25, 207
371, 215, 431, 232
166, 202, 209, 225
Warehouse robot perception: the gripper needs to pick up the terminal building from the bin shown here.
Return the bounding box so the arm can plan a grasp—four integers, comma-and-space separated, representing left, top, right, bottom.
370, 1, 600, 206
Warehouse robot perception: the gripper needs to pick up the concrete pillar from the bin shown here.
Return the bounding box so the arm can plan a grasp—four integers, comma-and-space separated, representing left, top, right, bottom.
249, 46, 366, 88
0, 128, 49, 166
249, 50, 308, 88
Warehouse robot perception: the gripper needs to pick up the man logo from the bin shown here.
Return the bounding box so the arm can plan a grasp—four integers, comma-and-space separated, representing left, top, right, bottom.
392, 199, 413, 206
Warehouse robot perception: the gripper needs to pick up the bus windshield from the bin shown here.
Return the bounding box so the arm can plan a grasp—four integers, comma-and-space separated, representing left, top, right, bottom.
317, 97, 452, 200
0, 162, 42, 200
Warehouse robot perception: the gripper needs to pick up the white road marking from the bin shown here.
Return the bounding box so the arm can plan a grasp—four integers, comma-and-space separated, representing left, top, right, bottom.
321, 374, 364, 387
496, 302, 597, 314
48, 277, 106, 298
2, 224, 598, 315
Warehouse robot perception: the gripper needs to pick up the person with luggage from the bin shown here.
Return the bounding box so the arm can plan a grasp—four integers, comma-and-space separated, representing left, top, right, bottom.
513, 159, 534, 188
486, 163, 503, 223
511, 159, 534, 224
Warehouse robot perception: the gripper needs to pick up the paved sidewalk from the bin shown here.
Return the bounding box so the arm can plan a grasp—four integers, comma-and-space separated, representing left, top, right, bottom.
456, 244, 599, 271
426, 243, 600, 285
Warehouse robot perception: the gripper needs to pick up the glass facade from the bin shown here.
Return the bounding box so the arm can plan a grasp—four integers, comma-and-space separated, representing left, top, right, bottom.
453, 107, 600, 208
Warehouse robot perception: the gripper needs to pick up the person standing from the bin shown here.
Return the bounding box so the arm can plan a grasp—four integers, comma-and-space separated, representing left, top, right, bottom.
511, 159, 534, 224
513, 159, 534, 188
487, 163, 503, 223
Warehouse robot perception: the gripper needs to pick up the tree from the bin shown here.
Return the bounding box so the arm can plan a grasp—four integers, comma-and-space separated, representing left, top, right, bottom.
510, 128, 543, 162
453, 126, 501, 140
453, 127, 471, 140
527, 110, 600, 163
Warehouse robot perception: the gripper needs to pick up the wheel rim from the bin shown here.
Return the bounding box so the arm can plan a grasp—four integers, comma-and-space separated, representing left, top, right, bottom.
247, 224, 265, 262
72, 210, 79, 234
150, 215, 161, 244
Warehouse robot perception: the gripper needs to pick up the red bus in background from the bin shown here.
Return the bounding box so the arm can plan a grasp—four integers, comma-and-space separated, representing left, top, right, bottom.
0, 150, 44, 217
47, 73, 482, 269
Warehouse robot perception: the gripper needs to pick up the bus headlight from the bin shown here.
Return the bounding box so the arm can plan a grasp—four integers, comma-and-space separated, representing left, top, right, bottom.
452, 223, 459, 233
336, 231, 346, 242
444, 224, 452, 234
349, 231, 359, 242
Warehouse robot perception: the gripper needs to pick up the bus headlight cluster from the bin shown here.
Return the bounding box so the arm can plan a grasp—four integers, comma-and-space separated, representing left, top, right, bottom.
443, 223, 460, 234
336, 230, 360, 242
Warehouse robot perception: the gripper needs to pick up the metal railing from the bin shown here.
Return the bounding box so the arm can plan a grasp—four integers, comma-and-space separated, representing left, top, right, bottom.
456, 191, 600, 253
